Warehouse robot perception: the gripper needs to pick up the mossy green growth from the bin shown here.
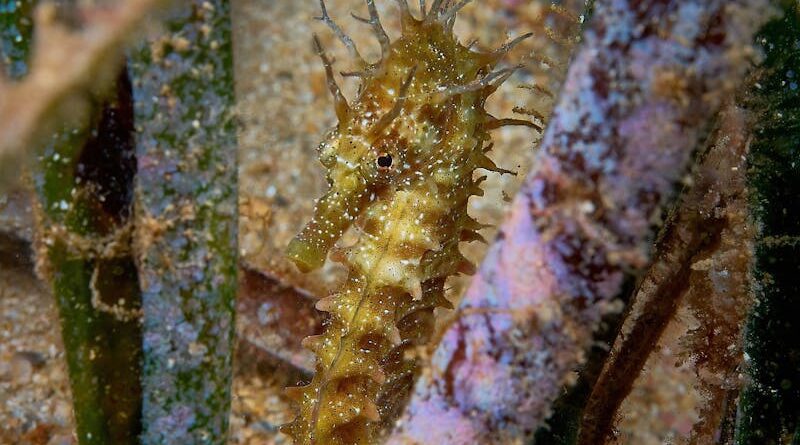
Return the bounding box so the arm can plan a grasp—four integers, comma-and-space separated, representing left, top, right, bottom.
128, 1, 238, 443
0, 0, 33, 79
46, 243, 143, 445
34, 73, 143, 445
2, 1, 143, 443
737, 2, 800, 443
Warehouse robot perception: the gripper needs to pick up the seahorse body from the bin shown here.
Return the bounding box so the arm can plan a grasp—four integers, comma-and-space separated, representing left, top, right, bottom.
284, 2, 530, 443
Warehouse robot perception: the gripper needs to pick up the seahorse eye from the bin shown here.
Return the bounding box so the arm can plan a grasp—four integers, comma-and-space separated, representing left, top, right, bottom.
377, 154, 393, 168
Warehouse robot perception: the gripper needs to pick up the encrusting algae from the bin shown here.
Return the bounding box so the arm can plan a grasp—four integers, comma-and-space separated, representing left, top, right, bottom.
283, 1, 536, 444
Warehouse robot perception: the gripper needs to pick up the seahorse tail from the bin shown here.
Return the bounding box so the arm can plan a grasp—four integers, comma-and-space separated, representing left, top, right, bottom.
283, 277, 397, 444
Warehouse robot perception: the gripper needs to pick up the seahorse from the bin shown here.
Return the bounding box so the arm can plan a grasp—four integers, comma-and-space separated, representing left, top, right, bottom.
283, 1, 537, 443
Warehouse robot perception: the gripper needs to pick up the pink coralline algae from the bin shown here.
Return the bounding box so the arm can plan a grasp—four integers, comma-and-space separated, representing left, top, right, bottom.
387, 0, 772, 443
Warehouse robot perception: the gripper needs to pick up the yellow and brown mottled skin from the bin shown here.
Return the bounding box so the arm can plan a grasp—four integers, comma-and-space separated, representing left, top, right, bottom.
283, 1, 531, 443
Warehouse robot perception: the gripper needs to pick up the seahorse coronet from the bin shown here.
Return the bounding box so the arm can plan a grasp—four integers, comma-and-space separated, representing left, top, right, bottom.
283, 1, 531, 443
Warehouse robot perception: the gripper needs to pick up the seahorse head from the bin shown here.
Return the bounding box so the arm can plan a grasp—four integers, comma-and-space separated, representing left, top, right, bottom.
287, 0, 529, 273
